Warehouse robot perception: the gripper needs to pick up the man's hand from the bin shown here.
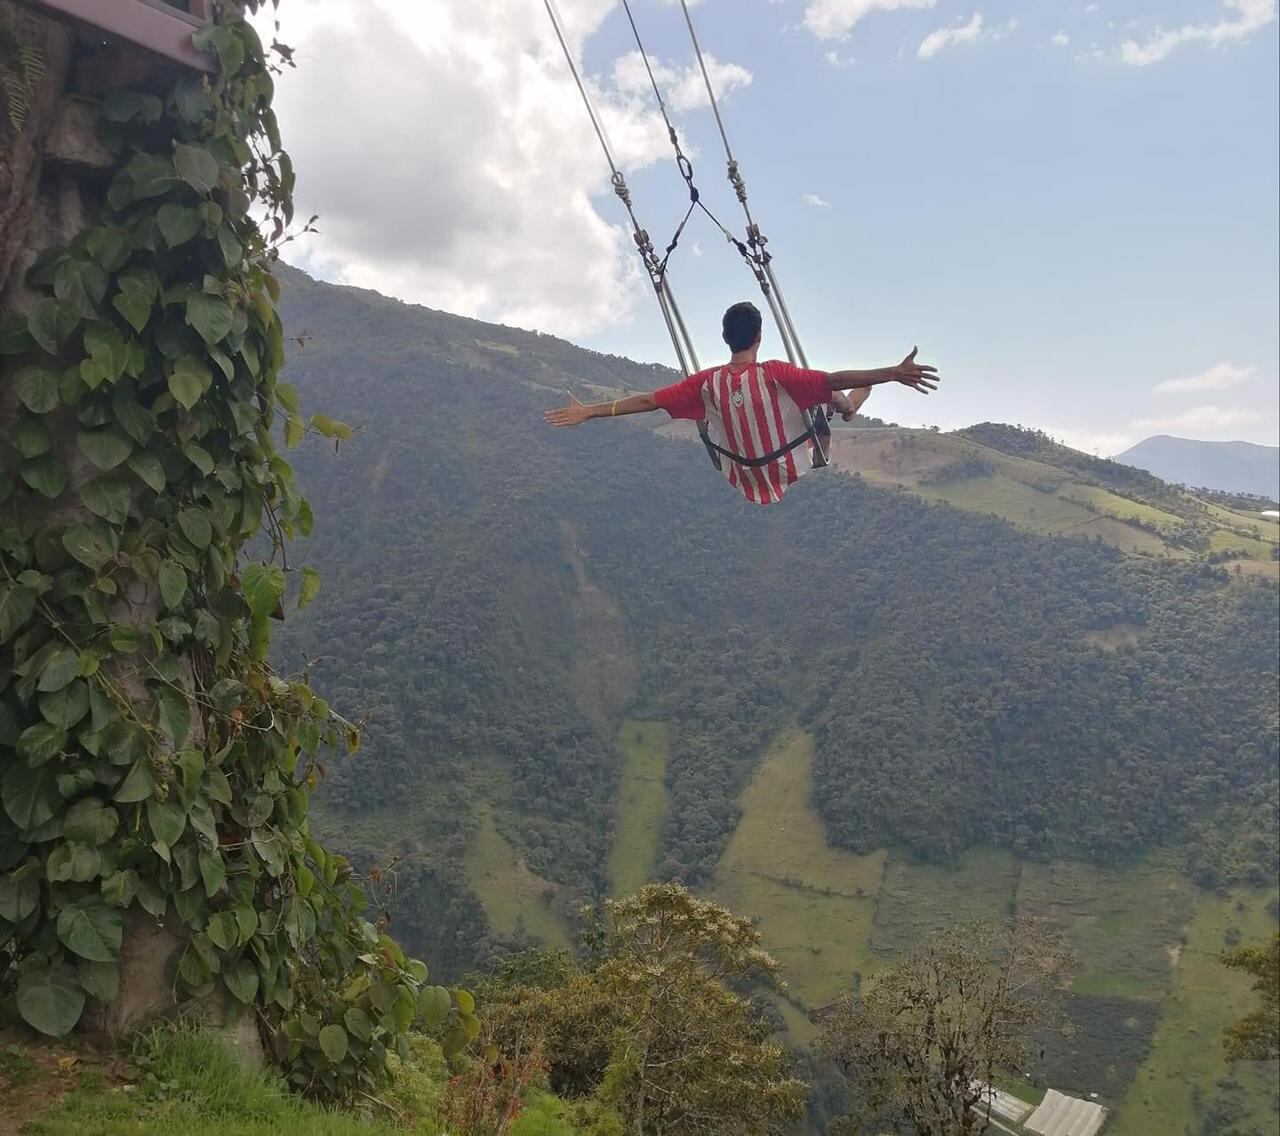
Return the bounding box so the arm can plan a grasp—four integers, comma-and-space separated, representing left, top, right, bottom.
892, 347, 940, 394
544, 393, 594, 428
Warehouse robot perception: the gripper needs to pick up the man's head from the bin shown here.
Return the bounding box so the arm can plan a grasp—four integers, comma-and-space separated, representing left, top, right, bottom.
722, 301, 762, 353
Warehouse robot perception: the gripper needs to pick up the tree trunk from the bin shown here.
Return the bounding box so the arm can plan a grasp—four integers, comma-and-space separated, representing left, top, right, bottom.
0, 2, 260, 1064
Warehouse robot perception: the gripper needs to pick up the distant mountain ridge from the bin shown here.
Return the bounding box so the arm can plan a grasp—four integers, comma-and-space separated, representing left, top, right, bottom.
1116, 435, 1279, 502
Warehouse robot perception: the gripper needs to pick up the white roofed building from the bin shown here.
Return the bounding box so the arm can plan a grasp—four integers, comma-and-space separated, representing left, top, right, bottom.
1023, 1089, 1109, 1136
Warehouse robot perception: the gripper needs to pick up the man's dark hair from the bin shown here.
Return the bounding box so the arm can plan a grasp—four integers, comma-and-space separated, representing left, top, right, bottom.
722, 302, 763, 352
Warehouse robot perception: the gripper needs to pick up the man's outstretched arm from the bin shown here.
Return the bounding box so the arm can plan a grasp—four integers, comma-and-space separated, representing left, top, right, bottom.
544, 392, 658, 427
828, 347, 940, 395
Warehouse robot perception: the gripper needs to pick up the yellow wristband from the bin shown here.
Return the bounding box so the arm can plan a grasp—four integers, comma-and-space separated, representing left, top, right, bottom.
611, 400, 618, 416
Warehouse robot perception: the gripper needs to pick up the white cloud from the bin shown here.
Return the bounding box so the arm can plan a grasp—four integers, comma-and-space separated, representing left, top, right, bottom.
1131, 404, 1266, 434
918, 12, 984, 58
253, 0, 753, 339
1041, 427, 1141, 457
612, 50, 752, 113
1118, 0, 1276, 66
803, 0, 937, 41
1051, 31, 1070, 46
803, 192, 832, 207
1154, 361, 1258, 394
1045, 406, 1269, 455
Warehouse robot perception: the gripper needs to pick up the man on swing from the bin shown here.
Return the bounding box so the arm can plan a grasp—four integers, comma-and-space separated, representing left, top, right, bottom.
544, 301, 940, 505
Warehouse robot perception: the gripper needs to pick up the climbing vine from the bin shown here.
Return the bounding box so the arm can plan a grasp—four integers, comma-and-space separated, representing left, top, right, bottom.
0, 7, 44, 134
0, 2, 475, 1100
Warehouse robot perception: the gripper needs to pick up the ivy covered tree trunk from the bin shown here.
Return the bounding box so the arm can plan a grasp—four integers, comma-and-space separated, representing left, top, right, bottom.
0, 0, 474, 1098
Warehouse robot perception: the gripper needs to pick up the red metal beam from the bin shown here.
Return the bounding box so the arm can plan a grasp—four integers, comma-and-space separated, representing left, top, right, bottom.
32, 0, 215, 71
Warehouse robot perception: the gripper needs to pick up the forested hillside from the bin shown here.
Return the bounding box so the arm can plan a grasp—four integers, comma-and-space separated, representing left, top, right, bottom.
272, 266, 1278, 969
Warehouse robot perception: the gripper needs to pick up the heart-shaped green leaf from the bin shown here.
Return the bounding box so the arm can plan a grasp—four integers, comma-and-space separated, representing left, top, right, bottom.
0, 584, 36, 643
169, 356, 212, 410
78, 429, 133, 471
174, 144, 219, 194
57, 899, 123, 961
127, 452, 166, 494
80, 477, 131, 525
0, 862, 41, 922
198, 848, 226, 898
64, 799, 119, 845
54, 258, 108, 318
177, 509, 212, 549
157, 203, 201, 248
27, 298, 80, 354
17, 965, 84, 1036
37, 649, 79, 693
14, 417, 52, 458
17, 721, 66, 765
158, 561, 187, 610
153, 685, 191, 748
418, 985, 453, 1027
38, 681, 89, 731
46, 842, 102, 883
15, 366, 59, 413
113, 758, 155, 804
146, 796, 187, 847
186, 292, 234, 345
78, 959, 120, 1003
62, 522, 118, 570
344, 1007, 372, 1043
225, 960, 258, 1004
242, 563, 284, 618
101, 868, 139, 908
20, 455, 67, 499
318, 1023, 348, 1064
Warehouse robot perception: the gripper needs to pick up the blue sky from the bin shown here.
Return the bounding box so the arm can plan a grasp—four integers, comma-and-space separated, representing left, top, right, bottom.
266, 1, 1278, 455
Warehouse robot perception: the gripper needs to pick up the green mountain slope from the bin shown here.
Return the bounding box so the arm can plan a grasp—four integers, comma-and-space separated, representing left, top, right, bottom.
822, 421, 1278, 571
267, 266, 1269, 1125
273, 262, 1276, 898
270, 268, 1278, 1126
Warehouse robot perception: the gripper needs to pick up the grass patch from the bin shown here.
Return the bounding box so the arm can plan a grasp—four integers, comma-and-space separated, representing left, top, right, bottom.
1200, 499, 1280, 542
1069, 516, 1177, 556
310, 799, 430, 856
1082, 624, 1143, 650
990, 1072, 1047, 1109
869, 848, 1021, 956
1031, 993, 1161, 1103
1016, 854, 1195, 1001
17, 1027, 609, 1136
1064, 483, 1185, 527
830, 427, 1279, 562
774, 997, 818, 1044
1233, 558, 1280, 580
712, 730, 886, 1009
24, 1027, 412, 1136
1108, 887, 1280, 1136
473, 339, 519, 356
1208, 527, 1276, 559
919, 474, 1094, 534
607, 719, 670, 899
465, 803, 570, 950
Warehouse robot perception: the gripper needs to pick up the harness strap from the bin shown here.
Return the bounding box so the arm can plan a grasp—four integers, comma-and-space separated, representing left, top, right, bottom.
700, 427, 817, 470
696, 420, 722, 471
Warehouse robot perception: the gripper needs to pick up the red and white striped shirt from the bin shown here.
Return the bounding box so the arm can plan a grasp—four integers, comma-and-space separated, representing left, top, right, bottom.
653, 359, 830, 505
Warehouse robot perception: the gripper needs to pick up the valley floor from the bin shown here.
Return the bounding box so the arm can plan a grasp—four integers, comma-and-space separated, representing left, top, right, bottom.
468, 720, 1280, 1133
